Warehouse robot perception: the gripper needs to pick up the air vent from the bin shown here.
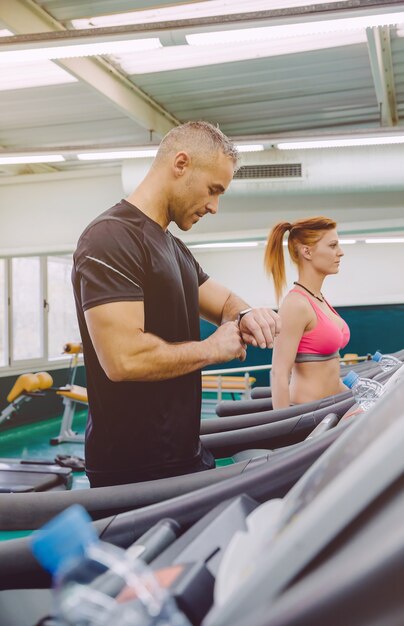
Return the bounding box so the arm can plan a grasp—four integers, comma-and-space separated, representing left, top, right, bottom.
234, 164, 302, 179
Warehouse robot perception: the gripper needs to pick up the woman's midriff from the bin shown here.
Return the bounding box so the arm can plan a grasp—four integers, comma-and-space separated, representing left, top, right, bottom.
290, 358, 346, 404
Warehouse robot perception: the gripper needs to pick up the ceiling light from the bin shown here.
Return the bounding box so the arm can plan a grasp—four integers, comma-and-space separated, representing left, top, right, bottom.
365, 238, 404, 244
0, 38, 162, 64
339, 239, 357, 244
189, 242, 259, 249
71, 1, 341, 28
277, 135, 404, 149
186, 11, 404, 46
113, 31, 364, 74
77, 150, 158, 160
0, 155, 65, 164
71, 2, 402, 29
236, 144, 265, 153
0, 28, 77, 88
0, 60, 77, 91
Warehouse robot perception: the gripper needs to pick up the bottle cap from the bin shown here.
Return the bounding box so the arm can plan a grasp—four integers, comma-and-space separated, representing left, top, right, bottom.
343, 370, 359, 389
31, 505, 98, 574
372, 351, 382, 362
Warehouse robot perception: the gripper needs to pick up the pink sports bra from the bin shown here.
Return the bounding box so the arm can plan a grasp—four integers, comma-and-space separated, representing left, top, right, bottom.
290, 289, 350, 363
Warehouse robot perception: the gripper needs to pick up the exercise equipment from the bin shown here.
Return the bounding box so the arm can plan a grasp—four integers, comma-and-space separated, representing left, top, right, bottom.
0, 372, 53, 427
203, 371, 404, 626
0, 418, 352, 588
0, 344, 86, 491
0, 342, 87, 445
50, 342, 87, 445
0, 416, 343, 532
217, 363, 381, 417
202, 374, 256, 401
250, 348, 404, 400
0, 366, 398, 600
0, 459, 72, 493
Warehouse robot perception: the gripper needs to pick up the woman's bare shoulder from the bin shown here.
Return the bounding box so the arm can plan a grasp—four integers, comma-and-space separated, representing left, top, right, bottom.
280, 291, 311, 313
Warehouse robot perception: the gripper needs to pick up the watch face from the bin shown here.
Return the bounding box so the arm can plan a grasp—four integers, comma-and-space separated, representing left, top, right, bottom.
238, 308, 252, 322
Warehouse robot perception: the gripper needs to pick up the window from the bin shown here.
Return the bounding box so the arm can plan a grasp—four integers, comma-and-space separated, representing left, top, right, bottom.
11, 256, 43, 362
0, 260, 7, 367
47, 256, 80, 359
1, 253, 81, 371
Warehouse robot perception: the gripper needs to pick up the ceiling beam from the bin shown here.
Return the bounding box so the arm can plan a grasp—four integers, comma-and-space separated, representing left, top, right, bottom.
366, 25, 398, 126
1, 0, 404, 46
0, 0, 179, 138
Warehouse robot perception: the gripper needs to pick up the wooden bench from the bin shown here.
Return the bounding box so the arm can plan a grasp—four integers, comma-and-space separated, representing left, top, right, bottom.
202, 374, 256, 401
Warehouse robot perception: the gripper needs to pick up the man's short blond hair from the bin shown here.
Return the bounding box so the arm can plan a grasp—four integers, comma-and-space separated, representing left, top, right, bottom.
155, 120, 239, 167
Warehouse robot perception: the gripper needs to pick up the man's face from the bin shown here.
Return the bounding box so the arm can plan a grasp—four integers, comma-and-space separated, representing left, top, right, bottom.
171, 150, 235, 231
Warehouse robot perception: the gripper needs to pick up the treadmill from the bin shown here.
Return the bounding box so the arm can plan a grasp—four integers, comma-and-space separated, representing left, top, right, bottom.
202, 366, 404, 625
2, 368, 403, 626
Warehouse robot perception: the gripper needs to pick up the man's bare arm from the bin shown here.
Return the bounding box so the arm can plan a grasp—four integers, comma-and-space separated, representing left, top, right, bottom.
199, 278, 281, 349
85, 300, 246, 382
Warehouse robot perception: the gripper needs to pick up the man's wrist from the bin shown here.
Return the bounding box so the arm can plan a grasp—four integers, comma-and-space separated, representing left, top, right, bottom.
237, 308, 253, 325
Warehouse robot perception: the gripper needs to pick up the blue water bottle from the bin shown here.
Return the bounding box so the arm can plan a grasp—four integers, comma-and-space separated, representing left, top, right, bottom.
343, 370, 384, 412
31, 505, 191, 626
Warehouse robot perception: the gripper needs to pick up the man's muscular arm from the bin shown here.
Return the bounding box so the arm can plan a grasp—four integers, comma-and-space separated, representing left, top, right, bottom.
85, 300, 245, 382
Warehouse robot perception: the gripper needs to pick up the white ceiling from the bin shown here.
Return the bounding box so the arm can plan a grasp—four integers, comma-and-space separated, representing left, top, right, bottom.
0, 0, 403, 177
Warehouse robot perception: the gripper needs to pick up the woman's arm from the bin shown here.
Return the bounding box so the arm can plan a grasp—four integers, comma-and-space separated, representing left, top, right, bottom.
271, 295, 310, 409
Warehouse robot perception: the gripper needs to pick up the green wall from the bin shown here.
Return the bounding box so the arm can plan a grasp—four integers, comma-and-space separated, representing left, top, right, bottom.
1, 303, 403, 425
201, 303, 404, 387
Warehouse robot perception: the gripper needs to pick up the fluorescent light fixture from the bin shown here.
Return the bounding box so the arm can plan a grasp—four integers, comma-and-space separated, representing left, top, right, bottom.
277, 135, 404, 149
71, 1, 341, 29
189, 241, 259, 249
0, 28, 77, 88
0, 155, 65, 164
77, 149, 158, 161
282, 238, 357, 246
0, 38, 162, 64
365, 238, 404, 244
71, 2, 403, 29
0, 60, 77, 91
113, 31, 364, 74
186, 12, 404, 46
3, 4, 403, 70
236, 144, 264, 153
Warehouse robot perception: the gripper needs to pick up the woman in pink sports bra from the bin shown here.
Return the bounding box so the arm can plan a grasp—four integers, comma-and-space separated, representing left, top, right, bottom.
264, 216, 350, 409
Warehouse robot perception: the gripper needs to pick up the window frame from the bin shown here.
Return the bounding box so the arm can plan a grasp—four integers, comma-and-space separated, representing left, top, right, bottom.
0, 258, 9, 371
0, 252, 81, 378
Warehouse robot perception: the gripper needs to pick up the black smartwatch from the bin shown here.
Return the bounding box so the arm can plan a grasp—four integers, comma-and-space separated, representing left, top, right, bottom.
237, 308, 252, 325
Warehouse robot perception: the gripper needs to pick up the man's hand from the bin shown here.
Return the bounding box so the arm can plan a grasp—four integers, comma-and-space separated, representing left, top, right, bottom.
239, 308, 281, 349
205, 321, 247, 363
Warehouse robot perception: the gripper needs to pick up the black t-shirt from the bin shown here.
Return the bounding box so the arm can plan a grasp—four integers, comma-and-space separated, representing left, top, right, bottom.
72, 199, 209, 476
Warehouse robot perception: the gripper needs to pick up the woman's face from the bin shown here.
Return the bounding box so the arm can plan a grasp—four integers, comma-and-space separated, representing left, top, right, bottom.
309, 229, 344, 275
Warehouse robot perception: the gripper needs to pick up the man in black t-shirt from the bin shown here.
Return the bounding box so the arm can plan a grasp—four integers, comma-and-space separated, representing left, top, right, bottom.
72, 121, 280, 487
